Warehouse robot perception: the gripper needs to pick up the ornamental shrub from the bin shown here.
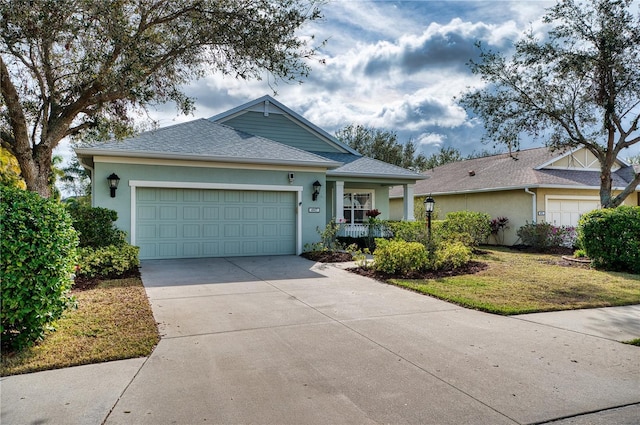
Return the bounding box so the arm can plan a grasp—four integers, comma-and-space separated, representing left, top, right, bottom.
440, 211, 491, 247
373, 239, 429, 274
386, 220, 443, 243
66, 203, 126, 247
578, 206, 640, 274
76, 244, 140, 278
517, 222, 577, 250
432, 241, 473, 271
1, 187, 78, 351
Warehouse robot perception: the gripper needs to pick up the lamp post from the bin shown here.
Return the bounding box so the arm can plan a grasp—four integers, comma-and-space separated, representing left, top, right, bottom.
424, 195, 435, 240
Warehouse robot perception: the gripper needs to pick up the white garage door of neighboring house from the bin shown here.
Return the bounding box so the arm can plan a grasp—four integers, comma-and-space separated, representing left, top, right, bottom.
546, 197, 600, 227
135, 187, 296, 259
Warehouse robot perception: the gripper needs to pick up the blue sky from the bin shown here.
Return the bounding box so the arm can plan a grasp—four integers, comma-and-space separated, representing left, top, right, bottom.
58, 0, 640, 162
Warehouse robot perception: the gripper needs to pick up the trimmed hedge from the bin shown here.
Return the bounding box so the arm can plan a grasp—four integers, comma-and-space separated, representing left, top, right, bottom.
578, 206, 640, 274
441, 211, 491, 247
1, 187, 78, 351
76, 244, 140, 278
66, 203, 126, 247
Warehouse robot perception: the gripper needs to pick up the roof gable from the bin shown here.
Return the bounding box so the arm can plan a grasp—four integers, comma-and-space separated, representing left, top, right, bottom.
536, 147, 622, 171
75, 119, 341, 168
210, 95, 360, 155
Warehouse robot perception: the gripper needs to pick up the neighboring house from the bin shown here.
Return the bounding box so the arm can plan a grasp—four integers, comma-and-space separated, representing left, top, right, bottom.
75, 95, 424, 260
389, 147, 640, 246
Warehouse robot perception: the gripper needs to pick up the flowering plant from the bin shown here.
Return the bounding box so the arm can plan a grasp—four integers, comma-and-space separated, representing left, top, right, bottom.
366, 209, 381, 218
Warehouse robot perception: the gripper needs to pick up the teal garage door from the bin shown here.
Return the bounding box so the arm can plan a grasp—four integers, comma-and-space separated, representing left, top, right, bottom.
136, 188, 296, 259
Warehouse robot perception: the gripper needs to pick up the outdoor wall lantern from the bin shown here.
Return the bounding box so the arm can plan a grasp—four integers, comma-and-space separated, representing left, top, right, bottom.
424, 195, 435, 239
312, 180, 322, 201
107, 173, 120, 198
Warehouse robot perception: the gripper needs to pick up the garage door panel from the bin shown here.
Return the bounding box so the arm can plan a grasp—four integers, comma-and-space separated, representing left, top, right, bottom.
158, 243, 177, 257
183, 224, 200, 238
159, 225, 177, 238
202, 191, 219, 202
137, 188, 296, 259
243, 206, 259, 220
183, 190, 200, 202
183, 243, 200, 257
203, 224, 219, 237
182, 206, 200, 220
138, 206, 157, 220
244, 191, 259, 202
203, 207, 219, 220
224, 191, 240, 202
160, 206, 177, 220
263, 207, 278, 220
159, 189, 177, 201
203, 242, 219, 256
224, 206, 240, 220
547, 198, 599, 227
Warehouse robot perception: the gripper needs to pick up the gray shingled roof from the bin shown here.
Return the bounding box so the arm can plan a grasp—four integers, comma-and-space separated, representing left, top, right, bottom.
390, 147, 637, 197
75, 119, 341, 168
311, 152, 425, 181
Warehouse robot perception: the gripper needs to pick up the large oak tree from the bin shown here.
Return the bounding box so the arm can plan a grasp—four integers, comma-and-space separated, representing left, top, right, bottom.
1, 0, 322, 197
459, 0, 640, 208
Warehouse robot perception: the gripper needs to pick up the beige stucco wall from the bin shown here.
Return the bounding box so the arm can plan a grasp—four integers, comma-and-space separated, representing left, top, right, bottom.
391, 189, 533, 245
390, 186, 639, 246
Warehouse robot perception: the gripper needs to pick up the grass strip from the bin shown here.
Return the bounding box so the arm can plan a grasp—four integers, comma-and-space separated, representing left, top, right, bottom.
388, 247, 640, 315
1, 277, 159, 376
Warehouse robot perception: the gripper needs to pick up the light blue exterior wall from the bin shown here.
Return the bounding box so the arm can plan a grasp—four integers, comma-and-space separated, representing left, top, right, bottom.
92, 161, 328, 250
220, 112, 344, 153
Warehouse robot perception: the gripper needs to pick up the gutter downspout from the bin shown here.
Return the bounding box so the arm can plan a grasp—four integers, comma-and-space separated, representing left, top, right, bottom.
524, 188, 536, 222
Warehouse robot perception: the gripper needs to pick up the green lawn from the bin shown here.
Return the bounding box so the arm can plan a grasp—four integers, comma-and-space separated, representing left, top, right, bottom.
1, 277, 159, 376
389, 247, 640, 315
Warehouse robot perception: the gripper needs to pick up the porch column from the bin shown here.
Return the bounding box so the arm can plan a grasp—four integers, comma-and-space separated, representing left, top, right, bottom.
335, 181, 344, 222
403, 184, 415, 221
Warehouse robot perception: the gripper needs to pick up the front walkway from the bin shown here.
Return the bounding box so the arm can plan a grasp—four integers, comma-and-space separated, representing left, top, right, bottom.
2, 256, 639, 424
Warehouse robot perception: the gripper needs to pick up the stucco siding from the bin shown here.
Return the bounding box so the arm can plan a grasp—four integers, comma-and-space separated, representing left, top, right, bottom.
92, 160, 327, 251
221, 112, 343, 153
391, 186, 639, 246
391, 190, 534, 245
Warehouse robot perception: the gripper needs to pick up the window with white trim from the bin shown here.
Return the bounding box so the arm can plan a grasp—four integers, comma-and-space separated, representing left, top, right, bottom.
343, 192, 373, 224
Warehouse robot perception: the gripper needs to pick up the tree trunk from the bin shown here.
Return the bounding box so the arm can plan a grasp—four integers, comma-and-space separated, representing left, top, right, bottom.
23, 149, 53, 198
599, 163, 614, 208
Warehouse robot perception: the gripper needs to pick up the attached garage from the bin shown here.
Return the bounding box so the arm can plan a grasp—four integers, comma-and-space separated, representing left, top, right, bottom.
546, 197, 600, 227
131, 183, 300, 260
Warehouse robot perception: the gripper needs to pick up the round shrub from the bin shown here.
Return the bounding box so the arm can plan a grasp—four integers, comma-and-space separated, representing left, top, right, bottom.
1, 187, 78, 351
373, 239, 429, 274
65, 203, 125, 247
578, 206, 640, 274
433, 241, 473, 271
441, 211, 491, 247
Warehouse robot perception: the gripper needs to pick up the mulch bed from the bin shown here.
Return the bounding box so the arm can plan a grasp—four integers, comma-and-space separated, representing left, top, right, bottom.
348, 261, 489, 281
72, 268, 141, 292
300, 251, 353, 263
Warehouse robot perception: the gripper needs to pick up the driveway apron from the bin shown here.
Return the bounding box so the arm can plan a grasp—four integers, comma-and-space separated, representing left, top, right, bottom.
97, 256, 640, 425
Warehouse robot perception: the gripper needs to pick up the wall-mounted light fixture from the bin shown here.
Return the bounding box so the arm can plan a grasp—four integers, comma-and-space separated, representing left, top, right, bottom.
312, 180, 322, 201
107, 173, 120, 198
288, 172, 295, 183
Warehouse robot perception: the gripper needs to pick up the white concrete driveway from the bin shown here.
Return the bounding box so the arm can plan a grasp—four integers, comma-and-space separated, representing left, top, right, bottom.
2, 255, 639, 425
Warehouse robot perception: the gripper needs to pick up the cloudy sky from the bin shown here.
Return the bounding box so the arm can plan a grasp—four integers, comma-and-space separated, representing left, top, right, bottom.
57, 0, 640, 162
